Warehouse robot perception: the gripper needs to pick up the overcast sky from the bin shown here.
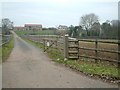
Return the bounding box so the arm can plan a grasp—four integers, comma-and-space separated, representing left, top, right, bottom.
1, 0, 119, 27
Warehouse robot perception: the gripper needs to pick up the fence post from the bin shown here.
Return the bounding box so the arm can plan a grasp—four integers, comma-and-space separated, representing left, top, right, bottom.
56, 40, 58, 49
95, 39, 98, 63
77, 40, 79, 59
64, 34, 69, 59
43, 39, 45, 52
118, 41, 120, 67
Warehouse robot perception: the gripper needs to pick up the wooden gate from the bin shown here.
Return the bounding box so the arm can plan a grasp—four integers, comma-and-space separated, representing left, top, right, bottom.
64, 35, 79, 59
64, 35, 120, 64
43, 38, 58, 52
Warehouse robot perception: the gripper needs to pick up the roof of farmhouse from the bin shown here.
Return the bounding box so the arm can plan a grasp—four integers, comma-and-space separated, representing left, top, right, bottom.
24, 24, 42, 27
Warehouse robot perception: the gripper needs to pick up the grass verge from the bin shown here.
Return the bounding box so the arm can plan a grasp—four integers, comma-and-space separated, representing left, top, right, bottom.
2, 35, 14, 62
0, 47, 2, 63
54, 59, 120, 83
23, 37, 120, 84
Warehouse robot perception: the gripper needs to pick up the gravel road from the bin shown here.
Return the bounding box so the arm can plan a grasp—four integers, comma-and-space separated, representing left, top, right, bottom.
2, 31, 118, 88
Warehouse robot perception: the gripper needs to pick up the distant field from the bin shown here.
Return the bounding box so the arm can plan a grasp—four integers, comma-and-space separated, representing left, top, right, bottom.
15, 30, 56, 36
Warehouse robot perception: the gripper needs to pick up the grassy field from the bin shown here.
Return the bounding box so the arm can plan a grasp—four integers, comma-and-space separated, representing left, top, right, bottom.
2, 36, 14, 62
15, 30, 56, 36
23, 37, 120, 83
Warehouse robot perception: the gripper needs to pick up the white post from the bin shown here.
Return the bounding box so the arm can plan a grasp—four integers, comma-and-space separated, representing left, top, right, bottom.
64, 34, 69, 59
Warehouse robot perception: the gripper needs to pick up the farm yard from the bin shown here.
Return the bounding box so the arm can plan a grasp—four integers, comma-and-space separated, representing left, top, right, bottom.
2, 1, 120, 88
2, 31, 118, 88
2, 24, 119, 88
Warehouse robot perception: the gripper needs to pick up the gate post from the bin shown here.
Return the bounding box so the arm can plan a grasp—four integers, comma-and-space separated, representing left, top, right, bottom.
118, 40, 120, 69
64, 34, 69, 59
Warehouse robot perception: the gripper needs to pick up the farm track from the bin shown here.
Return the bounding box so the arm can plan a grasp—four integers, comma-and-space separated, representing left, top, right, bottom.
2, 31, 118, 88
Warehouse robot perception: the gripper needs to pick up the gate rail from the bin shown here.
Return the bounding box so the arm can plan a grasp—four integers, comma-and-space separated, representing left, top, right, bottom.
64, 35, 120, 64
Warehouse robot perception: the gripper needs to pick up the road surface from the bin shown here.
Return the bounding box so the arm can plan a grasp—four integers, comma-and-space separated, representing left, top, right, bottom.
2, 32, 118, 88
0, 65, 2, 89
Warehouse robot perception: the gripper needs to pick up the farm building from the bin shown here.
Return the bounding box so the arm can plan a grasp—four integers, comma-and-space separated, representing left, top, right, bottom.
24, 24, 42, 31
58, 25, 69, 30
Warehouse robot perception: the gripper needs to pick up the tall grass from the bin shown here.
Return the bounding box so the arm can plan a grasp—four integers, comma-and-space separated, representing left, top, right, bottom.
2, 36, 14, 62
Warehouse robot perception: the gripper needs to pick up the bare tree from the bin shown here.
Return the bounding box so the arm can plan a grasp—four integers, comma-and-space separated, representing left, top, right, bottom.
2, 18, 13, 35
80, 13, 99, 36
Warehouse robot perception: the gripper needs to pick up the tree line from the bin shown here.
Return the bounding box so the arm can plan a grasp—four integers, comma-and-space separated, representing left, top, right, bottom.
68, 13, 119, 39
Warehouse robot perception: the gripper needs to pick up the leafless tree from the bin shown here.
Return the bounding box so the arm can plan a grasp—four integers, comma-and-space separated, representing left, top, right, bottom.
80, 13, 99, 36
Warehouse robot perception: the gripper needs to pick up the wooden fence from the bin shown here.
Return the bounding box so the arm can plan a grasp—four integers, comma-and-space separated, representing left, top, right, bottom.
22, 35, 120, 64
64, 35, 120, 64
